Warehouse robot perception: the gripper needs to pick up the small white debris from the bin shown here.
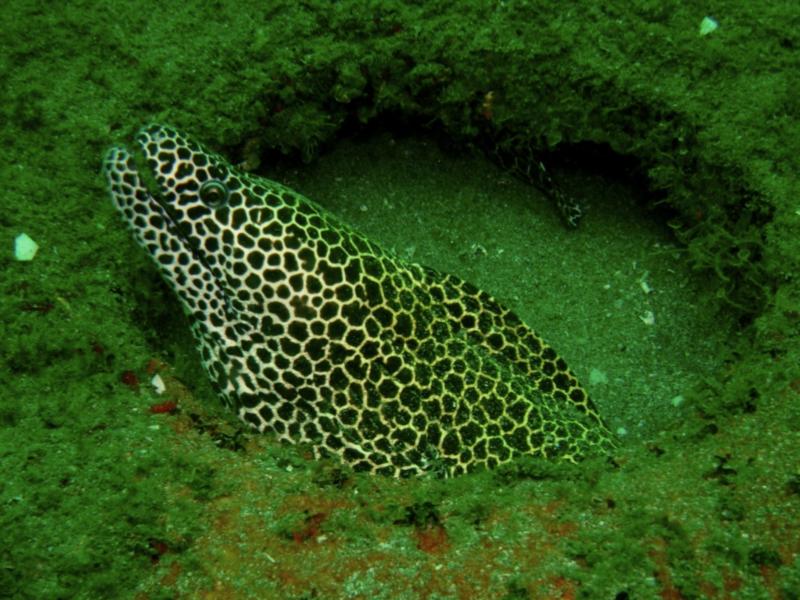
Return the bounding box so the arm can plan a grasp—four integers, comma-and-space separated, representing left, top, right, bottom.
639, 273, 653, 294
699, 16, 718, 36
14, 233, 39, 261
470, 243, 487, 257
589, 368, 608, 385
616, 426, 628, 437
639, 310, 655, 325
151, 373, 166, 395
670, 394, 685, 407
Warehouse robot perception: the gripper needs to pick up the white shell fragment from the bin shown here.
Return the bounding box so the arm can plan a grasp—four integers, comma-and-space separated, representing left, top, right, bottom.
151, 373, 166, 395
639, 273, 653, 294
699, 16, 718, 36
14, 233, 39, 261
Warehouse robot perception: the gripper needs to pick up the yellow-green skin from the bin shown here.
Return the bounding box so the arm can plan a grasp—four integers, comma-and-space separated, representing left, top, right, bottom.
103, 124, 614, 477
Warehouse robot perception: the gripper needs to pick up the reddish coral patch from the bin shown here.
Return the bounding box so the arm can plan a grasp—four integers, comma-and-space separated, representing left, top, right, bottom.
415, 524, 449, 554
649, 537, 684, 600
145, 358, 164, 374
150, 400, 178, 414
292, 512, 327, 543
120, 370, 140, 391
546, 575, 577, 600
148, 539, 169, 564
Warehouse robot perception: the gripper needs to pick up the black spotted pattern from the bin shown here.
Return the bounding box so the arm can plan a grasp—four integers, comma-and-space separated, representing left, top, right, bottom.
103, 124, 614, 477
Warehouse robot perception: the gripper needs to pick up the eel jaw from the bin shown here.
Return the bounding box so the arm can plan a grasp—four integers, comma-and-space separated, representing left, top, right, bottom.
102, 143, 233, 328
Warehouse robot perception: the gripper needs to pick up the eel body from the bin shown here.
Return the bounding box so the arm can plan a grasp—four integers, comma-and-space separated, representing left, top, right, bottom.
103, 124, 613, 477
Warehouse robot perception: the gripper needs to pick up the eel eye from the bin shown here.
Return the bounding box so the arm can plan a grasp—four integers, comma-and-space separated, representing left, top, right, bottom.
199, 180, 228, 208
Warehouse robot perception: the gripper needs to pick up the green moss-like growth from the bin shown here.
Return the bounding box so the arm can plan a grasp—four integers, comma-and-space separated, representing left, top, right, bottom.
3, 0, 799, 597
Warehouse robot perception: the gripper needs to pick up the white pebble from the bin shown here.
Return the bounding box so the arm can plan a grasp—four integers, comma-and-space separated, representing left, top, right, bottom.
151, 373, 166, 395
14, 233, 39, 261
699, 16, 718, 36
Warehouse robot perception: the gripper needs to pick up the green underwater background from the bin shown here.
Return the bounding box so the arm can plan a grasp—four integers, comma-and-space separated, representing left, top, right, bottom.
1, 1, 799, 598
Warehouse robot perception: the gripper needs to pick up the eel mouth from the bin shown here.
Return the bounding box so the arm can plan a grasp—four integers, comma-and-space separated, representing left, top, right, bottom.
104, 128, 243, 326
104, 143, 183, 246
103, 139, 226, 309
131, 139, 166, 208
105, 129, 208, 256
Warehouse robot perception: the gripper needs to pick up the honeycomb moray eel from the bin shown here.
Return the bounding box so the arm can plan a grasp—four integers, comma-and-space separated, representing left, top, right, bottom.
103, 124, 614, 477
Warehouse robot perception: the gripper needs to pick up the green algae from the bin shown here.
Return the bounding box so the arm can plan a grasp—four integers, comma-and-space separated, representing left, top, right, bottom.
2, 0, 799, 598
